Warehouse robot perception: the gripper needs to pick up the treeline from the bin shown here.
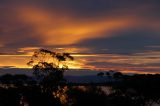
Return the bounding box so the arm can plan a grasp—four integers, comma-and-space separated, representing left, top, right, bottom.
0, 74, 35, 85
0, 49, 159, 106
112, 74, 160, 105
0, 73, 159, 106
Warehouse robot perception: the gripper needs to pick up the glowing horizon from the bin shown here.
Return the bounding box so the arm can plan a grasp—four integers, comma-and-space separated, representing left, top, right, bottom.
0, 50, 160, 74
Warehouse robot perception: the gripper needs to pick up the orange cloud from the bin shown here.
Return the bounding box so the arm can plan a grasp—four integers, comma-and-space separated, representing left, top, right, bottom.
15, 6, 137, 46
0, 55, 30, 68
0, 51, 160, 74
0, 44, 3, 48
0, 54, 85, 69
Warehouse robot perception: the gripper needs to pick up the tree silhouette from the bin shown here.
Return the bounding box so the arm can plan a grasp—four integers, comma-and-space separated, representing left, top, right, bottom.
113, 72, 123, 79
97, 72, 104, 77
27, 49, 74, 92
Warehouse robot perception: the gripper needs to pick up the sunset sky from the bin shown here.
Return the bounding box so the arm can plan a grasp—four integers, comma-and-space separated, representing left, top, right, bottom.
0, 0, 160, 74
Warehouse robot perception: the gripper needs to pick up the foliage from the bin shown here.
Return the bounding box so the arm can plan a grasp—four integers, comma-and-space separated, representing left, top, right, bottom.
28, 49, 73, 78
0, 74, 160, 105
27, 48, 74, 99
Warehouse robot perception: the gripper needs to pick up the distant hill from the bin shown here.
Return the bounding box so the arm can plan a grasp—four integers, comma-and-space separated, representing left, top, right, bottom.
0, 68, 102, 76
65, 76, 115, 83
0, 68, 117, 83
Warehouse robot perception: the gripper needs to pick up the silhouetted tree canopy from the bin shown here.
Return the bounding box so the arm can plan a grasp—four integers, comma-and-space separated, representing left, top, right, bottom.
113, 72, 123, 79
27, 49, 74, 92
97, 72, 104, 77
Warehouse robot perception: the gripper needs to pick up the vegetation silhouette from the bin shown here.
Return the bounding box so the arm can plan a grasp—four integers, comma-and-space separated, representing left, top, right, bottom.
113, 72, 123, 79
97, 72, 104, 77
27, 49, 74, 93
0, 49, 160, 105
0, 72, 160, 105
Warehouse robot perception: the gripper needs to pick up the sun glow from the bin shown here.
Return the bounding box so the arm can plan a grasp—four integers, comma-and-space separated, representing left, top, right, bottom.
1, 47, 160, 74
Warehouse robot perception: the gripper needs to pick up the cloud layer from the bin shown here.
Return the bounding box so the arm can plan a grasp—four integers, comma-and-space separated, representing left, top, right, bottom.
0, 0, 160, 73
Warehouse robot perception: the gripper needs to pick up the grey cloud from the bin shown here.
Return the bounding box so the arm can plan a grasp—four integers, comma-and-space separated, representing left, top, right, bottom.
1, 0, 160, 18
74, 30, 160, 54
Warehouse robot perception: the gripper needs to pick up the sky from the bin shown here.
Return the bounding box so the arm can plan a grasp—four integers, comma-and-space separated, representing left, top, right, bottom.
0, 0, 160, 74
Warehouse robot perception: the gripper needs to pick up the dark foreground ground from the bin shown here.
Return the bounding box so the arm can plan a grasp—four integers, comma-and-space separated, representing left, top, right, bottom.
0, 74, 160, 106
